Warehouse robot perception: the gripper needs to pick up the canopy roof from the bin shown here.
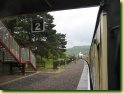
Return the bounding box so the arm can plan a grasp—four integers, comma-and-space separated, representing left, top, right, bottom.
0, 0, 100, 17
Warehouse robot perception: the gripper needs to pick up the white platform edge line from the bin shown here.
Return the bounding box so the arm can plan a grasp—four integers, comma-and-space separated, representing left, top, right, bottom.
77, 60, 90, 90
87, 63, 91, 90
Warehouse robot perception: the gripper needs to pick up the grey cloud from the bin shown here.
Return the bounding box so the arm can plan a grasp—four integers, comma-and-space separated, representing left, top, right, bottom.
49, 7, 99, 48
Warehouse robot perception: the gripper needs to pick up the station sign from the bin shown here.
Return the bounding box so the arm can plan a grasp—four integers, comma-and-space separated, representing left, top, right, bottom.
31, 19, 45, 32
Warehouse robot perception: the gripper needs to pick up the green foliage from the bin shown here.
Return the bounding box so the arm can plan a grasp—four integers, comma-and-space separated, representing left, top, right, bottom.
36, 57, 53, 69
66, 45, 90, 56
45, 59, 53, 68
5, 12, 67, 66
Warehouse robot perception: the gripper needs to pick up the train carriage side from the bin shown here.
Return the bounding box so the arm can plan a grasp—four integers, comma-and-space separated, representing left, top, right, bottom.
89, 10, 108, 90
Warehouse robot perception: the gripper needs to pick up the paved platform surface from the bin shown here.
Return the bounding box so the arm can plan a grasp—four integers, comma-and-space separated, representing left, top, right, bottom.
0, 68, 65, 85
0, 60, 84, 90
77, 60, 90, 90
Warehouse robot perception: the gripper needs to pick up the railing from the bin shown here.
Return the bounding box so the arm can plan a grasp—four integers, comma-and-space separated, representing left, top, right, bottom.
21, 48, 30, 63
20, 48, 36, 68
0, 21, 36, 70
30, 50, 36, 69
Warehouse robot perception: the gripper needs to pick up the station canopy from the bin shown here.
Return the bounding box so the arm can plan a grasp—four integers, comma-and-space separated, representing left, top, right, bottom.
0, 0, 100, 17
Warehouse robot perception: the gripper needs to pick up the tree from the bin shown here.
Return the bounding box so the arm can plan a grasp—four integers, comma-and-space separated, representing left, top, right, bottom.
5, 12, 67, 61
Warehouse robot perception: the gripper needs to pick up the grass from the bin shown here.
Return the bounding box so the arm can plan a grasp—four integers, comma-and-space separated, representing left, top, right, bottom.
27, 57, 76, 71
0, 59, 76, 74
45, 59, 53, 68
37, 58, 68, 70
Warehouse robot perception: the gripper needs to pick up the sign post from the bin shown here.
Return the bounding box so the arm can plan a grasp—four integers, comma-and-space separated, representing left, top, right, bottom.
31, 19, 45, 32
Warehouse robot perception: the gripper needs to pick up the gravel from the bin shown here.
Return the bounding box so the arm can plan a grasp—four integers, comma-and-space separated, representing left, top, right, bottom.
0, 59, 84, 90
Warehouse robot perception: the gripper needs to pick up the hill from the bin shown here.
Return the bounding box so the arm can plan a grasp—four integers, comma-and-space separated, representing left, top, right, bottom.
66, 45, 90, 56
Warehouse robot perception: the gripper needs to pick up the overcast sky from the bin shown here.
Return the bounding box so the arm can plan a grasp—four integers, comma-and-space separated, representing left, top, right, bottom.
49, 6, 99, 48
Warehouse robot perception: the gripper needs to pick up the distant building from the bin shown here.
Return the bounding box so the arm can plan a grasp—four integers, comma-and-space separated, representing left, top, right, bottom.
78, 52, 83, 59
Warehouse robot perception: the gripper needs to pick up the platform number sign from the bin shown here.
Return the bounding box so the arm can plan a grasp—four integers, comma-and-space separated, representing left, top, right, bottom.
32, 19, 44, 32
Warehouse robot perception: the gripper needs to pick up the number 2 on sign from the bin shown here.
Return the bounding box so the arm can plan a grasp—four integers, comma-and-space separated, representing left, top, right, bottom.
35, 23, 41, 31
